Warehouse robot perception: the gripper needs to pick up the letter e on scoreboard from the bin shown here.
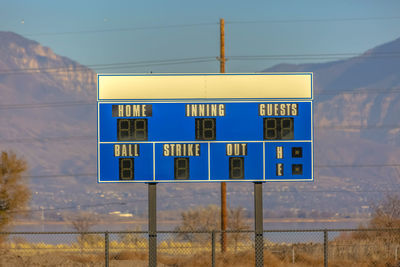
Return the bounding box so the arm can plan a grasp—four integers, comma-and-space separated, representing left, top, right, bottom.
276, 163, 284, 176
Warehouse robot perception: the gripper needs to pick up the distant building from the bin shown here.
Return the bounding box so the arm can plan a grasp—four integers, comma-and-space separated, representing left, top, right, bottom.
109, 211, 133, 218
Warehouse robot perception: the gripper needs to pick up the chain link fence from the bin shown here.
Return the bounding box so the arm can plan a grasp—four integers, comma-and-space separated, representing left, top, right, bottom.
0, 228, 399, 266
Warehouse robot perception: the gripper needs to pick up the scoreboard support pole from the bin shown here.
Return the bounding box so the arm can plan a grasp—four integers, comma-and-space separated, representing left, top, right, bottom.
148, 183, 157, 267
254, 182, 264, 267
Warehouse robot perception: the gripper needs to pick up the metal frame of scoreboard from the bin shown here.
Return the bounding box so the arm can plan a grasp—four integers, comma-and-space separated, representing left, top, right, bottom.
97, 73, 313, 183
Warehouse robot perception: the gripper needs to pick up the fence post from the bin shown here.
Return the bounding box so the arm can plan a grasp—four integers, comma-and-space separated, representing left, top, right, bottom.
105, 231, 109, 267
292, 245, 295, 264
212, 231, 216, 267
324, 229, 328, 267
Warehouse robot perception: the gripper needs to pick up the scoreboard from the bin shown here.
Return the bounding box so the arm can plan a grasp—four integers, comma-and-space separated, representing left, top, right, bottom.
97, 73, 313, 183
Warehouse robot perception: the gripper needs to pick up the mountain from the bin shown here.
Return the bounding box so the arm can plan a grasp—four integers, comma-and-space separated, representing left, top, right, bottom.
0, 31, 97, 182
265, 37, 400, 145
265, 37, 400, 192
266, 37, 400, 93
263, 38, 400, 217
1, 31, 400, 222
0, 31, 96, 102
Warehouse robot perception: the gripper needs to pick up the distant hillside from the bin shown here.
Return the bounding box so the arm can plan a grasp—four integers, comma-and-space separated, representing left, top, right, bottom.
0, 31, 399, 219
0, 31, 96, 103
0, 31, 97, 176
265, 37, 400, 93
265, 37, 400, 145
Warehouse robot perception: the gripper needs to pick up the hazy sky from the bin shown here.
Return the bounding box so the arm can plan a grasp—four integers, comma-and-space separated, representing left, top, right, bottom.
1, 0, 400, 73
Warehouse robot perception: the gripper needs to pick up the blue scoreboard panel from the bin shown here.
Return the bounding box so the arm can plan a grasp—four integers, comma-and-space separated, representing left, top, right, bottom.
97, 73, 313, 183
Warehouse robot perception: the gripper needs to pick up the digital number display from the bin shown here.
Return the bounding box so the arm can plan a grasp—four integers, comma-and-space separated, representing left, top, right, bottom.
195, 118, 216, 140
263, 118, 294, 140
174, 158, 189, 179
117, 119, 148, 141
229, 157, 244, 179
119, 158, 134, 180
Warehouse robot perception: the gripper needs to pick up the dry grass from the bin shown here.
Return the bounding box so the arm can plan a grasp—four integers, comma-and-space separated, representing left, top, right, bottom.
109, 249, 284, 267
1, 246, 399, 267
0, 251, 105, 267
67, 253, 104, 265
2, 231, 400, 267
108, 244, 400, 267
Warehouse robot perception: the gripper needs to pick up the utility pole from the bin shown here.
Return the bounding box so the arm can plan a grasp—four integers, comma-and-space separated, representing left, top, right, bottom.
219, 18, 227, 253
219, 18, 226, 73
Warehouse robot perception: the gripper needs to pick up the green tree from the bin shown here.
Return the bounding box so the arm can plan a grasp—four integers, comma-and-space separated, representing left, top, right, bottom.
0, 151, 30, 235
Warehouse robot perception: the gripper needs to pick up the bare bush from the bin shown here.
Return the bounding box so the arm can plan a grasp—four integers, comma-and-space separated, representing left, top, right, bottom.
352, 194, 400, 244
66, 212, 98, 232
370, 194, 400, 229
118, 225, 147, 246
175, 205, 220, 243
66, 211, 101, 247
228, 207, 250, 252
175, 205, 250, 248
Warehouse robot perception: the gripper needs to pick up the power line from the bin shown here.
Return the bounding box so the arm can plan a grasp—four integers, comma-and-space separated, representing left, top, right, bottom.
316, 124, 400, 130
10, 189, 400, 215
19, 16, 400, 37
0, 89, 397, 110
230, 188, 400, 194
0, 135, 94, 144
1, 122, 400, 144
7, 186, 398, 214
0, 57, 215, 73
0, 101, 96, 110
316, 88, 400, 95
1, 50, 400, 75
317, 164, 400, 168
0, 57, 216, 75
1, 87, 400, 112
20, 163, 400, 180
229, 51, 400, 61
23, 22, 217, 37
227, 16, 400, 24
24, 173, 97, 179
